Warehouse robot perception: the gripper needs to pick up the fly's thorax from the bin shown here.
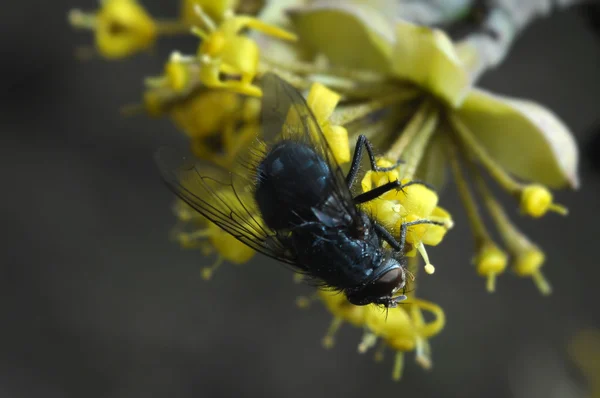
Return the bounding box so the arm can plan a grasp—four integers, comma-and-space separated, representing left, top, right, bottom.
254, 140, 334, 230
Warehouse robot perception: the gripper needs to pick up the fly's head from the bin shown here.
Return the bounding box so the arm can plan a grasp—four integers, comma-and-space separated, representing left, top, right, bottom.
345, 257, 407, 308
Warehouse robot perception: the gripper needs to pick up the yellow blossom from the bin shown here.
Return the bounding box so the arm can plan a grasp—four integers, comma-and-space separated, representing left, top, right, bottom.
171, 199, 256, 280
306, 83, 351, 164
170, 90, 241, 139
69, 0, 191, 59
519, 184, 568, 218
289, 3, 579, 189
69, 0, 157, 59
361, 298, 445, 380
472, 241, 508, 293
360, 165, 453, 274
190, 5, 296, 96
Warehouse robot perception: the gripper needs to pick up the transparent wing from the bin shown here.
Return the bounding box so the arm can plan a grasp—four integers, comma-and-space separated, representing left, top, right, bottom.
155, 147, 300, 267
255, 73, 358, 217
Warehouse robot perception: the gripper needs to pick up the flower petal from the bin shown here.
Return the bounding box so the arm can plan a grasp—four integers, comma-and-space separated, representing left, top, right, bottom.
456, 88, 580, 189
287, 2, 394, 73
391, 20, 470, 107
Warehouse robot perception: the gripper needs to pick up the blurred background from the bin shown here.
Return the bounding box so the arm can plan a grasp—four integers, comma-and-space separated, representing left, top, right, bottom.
1, 1, 599, 397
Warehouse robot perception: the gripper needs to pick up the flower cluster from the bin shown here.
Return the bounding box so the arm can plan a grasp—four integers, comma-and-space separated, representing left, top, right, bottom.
68, 0, 579, 380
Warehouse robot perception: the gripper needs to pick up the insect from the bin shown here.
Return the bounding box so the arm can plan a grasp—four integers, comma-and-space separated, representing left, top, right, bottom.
155, 73, 442, 307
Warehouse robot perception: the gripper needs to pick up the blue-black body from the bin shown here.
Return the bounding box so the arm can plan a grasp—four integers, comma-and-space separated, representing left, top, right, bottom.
255, 140, 405, 305
154, 72, 426, 308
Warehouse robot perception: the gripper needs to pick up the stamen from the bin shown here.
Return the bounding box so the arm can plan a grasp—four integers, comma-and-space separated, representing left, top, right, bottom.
374, 340, 387, 362
357, 330, 378, 354
392, 351, 405, 381
193, 5, 217, 32
176, 229, 212, 246
144, 76, 166, 88
170, 51, 196, 63
472, 165, 552, 295
190, 26, 208, 40
409, 300, 433, 369
68, 9, 97, 30
531, 270, 552, 295
322, 316, 344, 349
414, 336, 432, 370
486, 273, 497, 293
201, 255, 224, 280
295, 292, 319, 309
415, 241, 435, 274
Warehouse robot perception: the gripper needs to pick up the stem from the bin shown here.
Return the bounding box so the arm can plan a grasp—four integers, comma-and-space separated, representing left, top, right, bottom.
261, 56, 385, 83
322, 317, 343, 349
471, 168, 528, 252
156, 19, 194, 35
331, 92, 416, 127
470, 162, 551, 295
449, 112, 522, 195
392, 352, 405, 381
456, 0, 590, 82
445, 136, 490, 243
400, 107, 440, 180
357, 331, 378, 354
385, 100, 431, 160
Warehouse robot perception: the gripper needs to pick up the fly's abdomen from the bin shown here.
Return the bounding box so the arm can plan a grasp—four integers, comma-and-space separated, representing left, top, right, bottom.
255, 140, 332, 230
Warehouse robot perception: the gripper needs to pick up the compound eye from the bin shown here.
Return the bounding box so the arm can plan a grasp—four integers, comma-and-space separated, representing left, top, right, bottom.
354, 267, 405, 303
372, 267, 405, 296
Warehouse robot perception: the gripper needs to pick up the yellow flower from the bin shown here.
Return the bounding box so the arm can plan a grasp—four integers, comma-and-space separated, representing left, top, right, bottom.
306, 82, 351, 164
189, 5, 297, 96
286, 2, 577, 292
472, 241, 508, 293
171, 200, 255, 280
360, 167, 453, 274
170, 90, 241, 139
298, 283, 444, 381
69, 0, 157, 59
361, 298, 445, 381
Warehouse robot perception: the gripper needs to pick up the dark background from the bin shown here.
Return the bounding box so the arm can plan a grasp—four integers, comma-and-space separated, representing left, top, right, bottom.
2, 1, 599, 397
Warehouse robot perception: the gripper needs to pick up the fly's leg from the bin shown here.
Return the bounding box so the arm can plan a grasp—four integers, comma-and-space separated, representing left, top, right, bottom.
398, 220, 445, 254
353, 180, 438, 205
373, 222, 402, 251
346, 134, 404, 190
